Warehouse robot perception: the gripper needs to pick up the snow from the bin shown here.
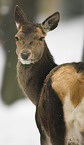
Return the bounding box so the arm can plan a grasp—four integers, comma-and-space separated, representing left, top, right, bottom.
0, 17, 84, 145
46, 17, 84, 64
0, 99, 40, 145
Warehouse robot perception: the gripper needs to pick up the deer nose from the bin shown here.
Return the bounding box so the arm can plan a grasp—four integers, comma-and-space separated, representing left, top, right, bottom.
21, 52, 31, 60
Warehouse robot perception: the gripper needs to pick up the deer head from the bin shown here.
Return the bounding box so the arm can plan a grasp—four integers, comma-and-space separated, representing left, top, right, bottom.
14, 5, 60, 65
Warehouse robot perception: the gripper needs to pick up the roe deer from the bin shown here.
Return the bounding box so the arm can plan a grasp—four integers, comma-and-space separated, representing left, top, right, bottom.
14, 5, 84, 145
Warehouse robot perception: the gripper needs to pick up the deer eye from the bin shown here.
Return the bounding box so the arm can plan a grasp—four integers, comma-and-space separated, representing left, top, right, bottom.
15, 36, 19, 41
39, 37, 44, 41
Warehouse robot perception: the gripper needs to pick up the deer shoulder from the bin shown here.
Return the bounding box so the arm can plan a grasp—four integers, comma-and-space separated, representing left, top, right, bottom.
36, 62, 84, 145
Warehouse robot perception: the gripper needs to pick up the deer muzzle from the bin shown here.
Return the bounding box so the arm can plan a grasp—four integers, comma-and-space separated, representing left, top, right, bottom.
21, 52, 31, 60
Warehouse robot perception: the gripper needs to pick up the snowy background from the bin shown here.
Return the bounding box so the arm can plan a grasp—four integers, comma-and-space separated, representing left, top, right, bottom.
0, 17, 84, 145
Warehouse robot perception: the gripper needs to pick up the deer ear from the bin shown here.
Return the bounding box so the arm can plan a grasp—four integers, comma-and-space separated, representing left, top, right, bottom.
41, 12, 60, 33
14, 5, 28, 30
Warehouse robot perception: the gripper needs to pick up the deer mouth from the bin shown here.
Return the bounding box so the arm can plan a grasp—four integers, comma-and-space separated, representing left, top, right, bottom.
20, 58, 32, 64
20, 58, 39, 64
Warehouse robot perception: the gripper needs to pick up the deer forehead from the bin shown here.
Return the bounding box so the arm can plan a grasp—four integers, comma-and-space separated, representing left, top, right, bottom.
16, 25, 45, 40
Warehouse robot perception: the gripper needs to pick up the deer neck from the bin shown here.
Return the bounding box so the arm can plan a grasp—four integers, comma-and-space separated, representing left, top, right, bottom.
17, 42, 56, 105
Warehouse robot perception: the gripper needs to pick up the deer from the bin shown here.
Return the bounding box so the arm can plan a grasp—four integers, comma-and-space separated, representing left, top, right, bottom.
14, 5, 84, 145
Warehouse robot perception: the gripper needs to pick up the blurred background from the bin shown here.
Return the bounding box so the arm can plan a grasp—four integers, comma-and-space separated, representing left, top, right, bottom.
0, 0, 84, 145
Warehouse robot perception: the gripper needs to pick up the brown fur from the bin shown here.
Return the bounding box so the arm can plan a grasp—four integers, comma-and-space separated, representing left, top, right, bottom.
37, 62, 84, 145
51, 63, 84, 107
17, 42, 56, 105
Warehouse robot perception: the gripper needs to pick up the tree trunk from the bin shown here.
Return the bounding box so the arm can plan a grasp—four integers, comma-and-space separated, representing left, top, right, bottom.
1, 0, 38, 104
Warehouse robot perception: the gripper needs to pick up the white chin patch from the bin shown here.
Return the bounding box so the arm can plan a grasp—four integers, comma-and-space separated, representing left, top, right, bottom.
20, 58, 32, 65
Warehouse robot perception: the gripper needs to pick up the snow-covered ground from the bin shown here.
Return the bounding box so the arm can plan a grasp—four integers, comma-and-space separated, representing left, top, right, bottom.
0, 17, 84, 145
0, 99, 40, 145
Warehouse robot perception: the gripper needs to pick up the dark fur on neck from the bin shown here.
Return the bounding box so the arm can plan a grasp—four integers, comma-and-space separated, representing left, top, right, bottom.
17, 42, 56, 105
